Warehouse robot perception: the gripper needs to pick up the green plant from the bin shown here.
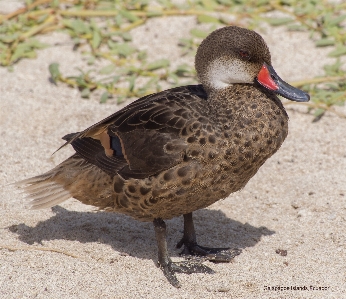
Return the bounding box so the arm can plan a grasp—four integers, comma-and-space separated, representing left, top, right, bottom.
0, 0, 345, 118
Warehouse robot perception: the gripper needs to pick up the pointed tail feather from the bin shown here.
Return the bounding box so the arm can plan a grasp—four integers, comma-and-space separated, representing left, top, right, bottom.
14, 170, 72, 209
13, 154, 87, 209
14, 153, 114, 210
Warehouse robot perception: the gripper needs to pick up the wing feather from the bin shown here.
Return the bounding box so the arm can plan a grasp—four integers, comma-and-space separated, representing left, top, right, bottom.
60, 85, 208, 179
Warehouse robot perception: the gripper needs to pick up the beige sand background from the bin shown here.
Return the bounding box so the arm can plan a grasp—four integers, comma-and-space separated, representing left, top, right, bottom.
1, 2, 346, 298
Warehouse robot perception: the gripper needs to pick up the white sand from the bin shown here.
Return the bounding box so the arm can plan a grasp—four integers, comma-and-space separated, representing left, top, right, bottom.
0, 3, 345, 299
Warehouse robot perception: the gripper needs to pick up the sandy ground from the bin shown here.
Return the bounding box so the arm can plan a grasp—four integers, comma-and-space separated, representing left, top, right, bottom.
1, 2, 346, 299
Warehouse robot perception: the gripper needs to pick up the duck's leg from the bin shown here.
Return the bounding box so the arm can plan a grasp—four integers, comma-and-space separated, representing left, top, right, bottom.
176, 212, 241, 262
153, 218, 214, 288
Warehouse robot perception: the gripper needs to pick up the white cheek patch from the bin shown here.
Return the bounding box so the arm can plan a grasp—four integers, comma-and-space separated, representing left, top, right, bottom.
207, 58, 255, 90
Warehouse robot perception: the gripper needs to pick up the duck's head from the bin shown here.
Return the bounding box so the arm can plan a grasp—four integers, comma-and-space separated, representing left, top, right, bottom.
195, 26, 309, 102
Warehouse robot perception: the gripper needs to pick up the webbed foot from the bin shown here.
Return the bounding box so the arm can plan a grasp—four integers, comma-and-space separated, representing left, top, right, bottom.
176, 213, 241, 262
158, 259, 214, 288
177, 239, 241, 262
153, 217, 215, 288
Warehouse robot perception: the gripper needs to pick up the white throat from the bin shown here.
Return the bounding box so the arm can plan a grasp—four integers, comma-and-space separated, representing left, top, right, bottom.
206, 58, 254, 90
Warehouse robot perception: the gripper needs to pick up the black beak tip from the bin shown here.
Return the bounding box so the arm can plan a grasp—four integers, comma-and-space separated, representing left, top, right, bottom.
294, 91, 310, 102
277, 84, 310, 103
304, 92, 310, 102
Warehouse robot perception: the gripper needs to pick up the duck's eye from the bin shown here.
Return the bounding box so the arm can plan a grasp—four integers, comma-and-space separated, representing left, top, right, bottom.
238, 50, 250, 60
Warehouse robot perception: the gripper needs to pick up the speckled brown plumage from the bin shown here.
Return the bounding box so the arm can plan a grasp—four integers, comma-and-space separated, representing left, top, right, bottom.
16, 26, 309, 288
20, 83, 287, 220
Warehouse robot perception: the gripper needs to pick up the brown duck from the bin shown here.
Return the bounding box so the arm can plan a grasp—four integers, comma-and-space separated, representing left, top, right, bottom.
17, 26, 309, 287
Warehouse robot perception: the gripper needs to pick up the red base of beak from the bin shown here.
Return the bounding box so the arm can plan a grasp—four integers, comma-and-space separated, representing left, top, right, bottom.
256, 63, 310, 102
257, 64, 278, 91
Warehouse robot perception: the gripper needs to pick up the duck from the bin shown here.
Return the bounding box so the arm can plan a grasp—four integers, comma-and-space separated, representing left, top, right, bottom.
16, 26, 309, 288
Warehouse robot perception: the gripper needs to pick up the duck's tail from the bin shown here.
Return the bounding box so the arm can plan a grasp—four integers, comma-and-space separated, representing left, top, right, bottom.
14, 174, 71, 210
14, 154, 87, 209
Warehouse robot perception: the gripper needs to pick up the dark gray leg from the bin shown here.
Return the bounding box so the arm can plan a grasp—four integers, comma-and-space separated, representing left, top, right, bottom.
176, 213, 242, 262
153, 218, 214, 288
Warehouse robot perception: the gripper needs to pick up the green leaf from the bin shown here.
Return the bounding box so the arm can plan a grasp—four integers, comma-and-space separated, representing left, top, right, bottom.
315, 39, 335, 47
87, 56, 95, 65
328, 15, 346, 26
146, 11, 162, 17
114, 14, 124, 26
70, 19, 89, 34
52, 0, 59, 8
10, 46, 27, 63
119, 10, 139, 22
37, 14, 49, 24
72, 37, 81, 46
120, 32, 132, 41
10, 41, 38, 62
49, 63, 61, 82
99, 64, 116, 74
111, 76, 121, 84
0, 34, 19, 43
81, 88, 90, 98
217, 0, 233, 4
62, 19, 72, 28
28, 39, 48, 49
23, 51, 36, 59
115, 43, 136, 57
324, 59, 343, 75
197, 15, 220, 23
256, 0, 270, 5
100, 91, 109, 103
190, 28, 209, 38
137, 50, 147, 61
267, 17, 294, 26
168, 72, 179, 83
117, 95, 126, 103
107, 40, 117, 50
156, 0, 172, 7
287, 24, 306, 31
128, 75, 136, 92
175, 64, 193, 76
92, 29, 102, 49
74, 75, 88, 88
200, 0, 216, 10
314, 108, 326, 118
120, 66, 137, 75
312, 108, 325, 122
146, 59, 170, 71
328, 45, 346, 57
178, 38, 193, 47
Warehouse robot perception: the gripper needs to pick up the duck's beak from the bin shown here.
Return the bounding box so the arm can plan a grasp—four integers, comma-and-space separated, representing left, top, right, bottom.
256, 63, 310, 102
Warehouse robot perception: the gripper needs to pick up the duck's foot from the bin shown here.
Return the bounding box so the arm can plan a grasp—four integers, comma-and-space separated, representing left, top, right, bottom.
158, 259, 214, 288
177, 241, 241, 262
153, 218, 214, 288
176, 213, 242, 263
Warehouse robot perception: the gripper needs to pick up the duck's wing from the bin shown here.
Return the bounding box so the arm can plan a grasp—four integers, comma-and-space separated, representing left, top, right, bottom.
64, 85, 208, 179
62, 135, 128, 177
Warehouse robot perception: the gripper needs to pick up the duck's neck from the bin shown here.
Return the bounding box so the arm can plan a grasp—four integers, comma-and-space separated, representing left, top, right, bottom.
206, 84, 247, 115
206, 83, 288, 125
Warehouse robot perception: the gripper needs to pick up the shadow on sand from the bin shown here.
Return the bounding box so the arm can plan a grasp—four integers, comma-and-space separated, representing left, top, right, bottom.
8, 206, 274, 261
